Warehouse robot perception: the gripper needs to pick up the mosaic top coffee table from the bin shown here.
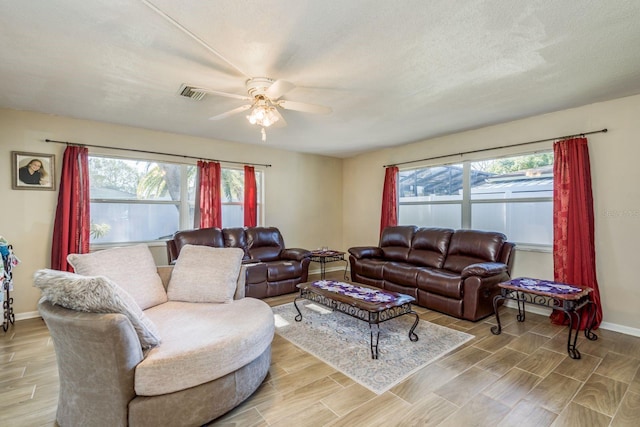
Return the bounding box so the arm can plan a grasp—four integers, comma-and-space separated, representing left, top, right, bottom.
294, 280, 419, 359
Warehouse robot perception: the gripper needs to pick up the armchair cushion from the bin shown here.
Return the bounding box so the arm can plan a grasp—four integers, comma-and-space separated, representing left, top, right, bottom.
167, 245, 244, 303
33, 269, 161, 349
67, 244, 168, 310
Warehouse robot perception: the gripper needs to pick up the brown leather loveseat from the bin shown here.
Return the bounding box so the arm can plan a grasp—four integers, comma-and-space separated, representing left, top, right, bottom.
167, 226, 311, 299
348, 226, 515, 321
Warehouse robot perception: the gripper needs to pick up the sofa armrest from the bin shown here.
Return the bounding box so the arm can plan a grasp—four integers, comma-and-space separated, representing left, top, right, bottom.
281, 248, 312, 261
461, 262, 507, 279
348, 246, 383, 259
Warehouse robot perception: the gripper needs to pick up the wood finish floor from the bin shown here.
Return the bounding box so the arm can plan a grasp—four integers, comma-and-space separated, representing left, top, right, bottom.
2, 270, 640, 426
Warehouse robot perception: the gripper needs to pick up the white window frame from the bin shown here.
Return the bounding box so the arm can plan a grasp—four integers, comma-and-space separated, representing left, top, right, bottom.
88, 155, 196, 247
398, 150, 553, 250
88, 155, 265, 246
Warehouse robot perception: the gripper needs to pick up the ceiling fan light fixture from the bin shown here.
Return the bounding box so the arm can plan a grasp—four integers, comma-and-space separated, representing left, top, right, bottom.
246, 102, 279, 128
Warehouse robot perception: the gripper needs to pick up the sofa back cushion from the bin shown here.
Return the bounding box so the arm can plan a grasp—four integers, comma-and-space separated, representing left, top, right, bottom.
173, 227, 224, 255
379, 226, 418, 262
67, 244, 168, 310
246, 227, 285, 262
407, 228, 454, 268
443, 230, 506, 273
223, 227, 250, 259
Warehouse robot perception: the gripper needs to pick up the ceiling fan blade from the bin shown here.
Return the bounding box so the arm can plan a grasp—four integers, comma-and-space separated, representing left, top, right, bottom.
192, 87, 252, 101
271, 108, 287, 128
141, 0, 251, 79
266, 79, 295, 100
208, 104, 252, 121
278, 100, 332, 115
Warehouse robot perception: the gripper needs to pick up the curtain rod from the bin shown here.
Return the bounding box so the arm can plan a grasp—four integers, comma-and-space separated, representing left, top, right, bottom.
44, 139, 272, 168
383, 128, 608, 168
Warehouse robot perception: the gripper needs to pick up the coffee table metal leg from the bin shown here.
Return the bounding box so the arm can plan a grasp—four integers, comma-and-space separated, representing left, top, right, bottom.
516, 291, 526, 322
293, 297, 303, 322
491, 294, 505, 335
566, 306, 582, 360
584, 301, 599, 341
409, 311, 419, 342
369, 323, 380, 359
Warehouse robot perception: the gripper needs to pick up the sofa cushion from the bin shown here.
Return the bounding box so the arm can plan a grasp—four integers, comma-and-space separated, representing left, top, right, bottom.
352, 258, 386, 278
383, 262, 418, 287
222, 227, 250, 259
167, 245, 244, 303
265, 260, 302, 281
407, 228, 454, 268
443, 230, 506, 273
137, 299, 275, 396
246, 227, 285, 262
379, 226, 417, 262
174, 227, 225, 253
416, 268, 464, 299
34, 269, 161, 349
67, 244, 168, 310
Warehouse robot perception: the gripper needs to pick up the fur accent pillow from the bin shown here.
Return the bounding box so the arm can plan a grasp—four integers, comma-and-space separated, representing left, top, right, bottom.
67, 244, 167, 310
167, 246, 244, 303
34, 269, 161, 349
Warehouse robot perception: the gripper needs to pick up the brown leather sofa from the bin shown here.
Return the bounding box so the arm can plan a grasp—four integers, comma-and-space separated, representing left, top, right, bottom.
348, 226, 515, 321
167, 226, 311, 299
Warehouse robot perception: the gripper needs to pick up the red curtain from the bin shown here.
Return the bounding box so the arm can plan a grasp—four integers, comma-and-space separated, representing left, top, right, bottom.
51, 146, 90, 271
197, 161, 222, 228
244, 165, 257, 227
550, 137, 603, 330
380, 166, 398, 235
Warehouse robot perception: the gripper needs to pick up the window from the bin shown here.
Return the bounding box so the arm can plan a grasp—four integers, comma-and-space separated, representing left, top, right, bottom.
89, 157, 196, 244
398, 151, 554, 247
89, 157, 264, 244
220, 168, 263, 228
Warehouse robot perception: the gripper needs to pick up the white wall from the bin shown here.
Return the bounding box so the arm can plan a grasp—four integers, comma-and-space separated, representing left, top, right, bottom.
0, 109, 343, 317
343, 94, 640, 331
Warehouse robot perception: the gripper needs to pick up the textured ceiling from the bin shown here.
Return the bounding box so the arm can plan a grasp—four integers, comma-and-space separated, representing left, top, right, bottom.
1, 0, 640, 157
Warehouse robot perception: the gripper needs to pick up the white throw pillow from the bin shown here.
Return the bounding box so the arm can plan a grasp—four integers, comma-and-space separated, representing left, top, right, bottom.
34, 269, 161, 349
67, 244, 167, 310
167, 245, 244, 303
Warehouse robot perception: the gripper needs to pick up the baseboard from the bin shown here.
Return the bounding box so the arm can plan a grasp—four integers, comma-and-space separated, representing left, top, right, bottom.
15, 311, 41, 321
309, 266, 349, 276
599, 321, 640, 338
503, 300, 640, 338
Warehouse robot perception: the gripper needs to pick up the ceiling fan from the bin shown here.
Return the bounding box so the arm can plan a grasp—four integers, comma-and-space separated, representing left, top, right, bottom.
191, 77, 332, 141
140, 0, 332, 141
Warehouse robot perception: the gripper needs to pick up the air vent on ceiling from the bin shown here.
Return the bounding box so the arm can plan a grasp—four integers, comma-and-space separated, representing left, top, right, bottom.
178, 84, 206, 101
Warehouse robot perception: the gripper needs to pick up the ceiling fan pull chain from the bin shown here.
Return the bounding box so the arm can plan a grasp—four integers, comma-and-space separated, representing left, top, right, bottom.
261, 127, 267, 142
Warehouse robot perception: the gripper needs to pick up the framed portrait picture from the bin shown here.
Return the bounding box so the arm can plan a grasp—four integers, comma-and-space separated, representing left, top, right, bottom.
11, 151, 56, 190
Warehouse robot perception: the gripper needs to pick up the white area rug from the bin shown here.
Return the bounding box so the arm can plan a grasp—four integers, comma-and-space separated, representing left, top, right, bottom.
272, 301, 474, 394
